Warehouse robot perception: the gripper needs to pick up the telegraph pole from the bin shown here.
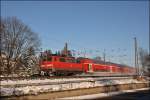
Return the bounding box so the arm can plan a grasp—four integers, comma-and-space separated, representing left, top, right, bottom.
134, 37, 139, 75
83, 49, 86, 58
149, 0, 150, 55
0, 28, 1, 56
103, 49, 106, 63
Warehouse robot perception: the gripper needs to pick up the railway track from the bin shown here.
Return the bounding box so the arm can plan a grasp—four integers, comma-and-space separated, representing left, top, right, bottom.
0, 74, 137, 81
0, 76, 135, 88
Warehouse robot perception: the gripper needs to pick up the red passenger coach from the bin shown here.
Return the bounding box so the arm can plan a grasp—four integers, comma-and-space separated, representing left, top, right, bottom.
79, 58, 94, 73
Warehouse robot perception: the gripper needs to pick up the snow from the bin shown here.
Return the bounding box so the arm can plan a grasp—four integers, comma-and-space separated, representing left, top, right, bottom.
0, 77, 149, 97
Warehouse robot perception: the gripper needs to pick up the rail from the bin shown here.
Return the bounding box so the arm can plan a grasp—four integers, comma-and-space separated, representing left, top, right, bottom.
0, 76, 134, 88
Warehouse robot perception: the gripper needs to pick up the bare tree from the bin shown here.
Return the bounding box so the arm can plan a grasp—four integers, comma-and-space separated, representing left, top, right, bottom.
138, 48, 149, 76
145, 55, 150, 76
0, 17, 40, 75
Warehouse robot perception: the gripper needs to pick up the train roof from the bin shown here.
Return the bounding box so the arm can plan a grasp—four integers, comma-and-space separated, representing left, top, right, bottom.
92, 59, 133, 68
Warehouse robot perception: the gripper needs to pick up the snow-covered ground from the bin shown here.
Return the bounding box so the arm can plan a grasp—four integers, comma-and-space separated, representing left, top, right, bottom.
0, 78, 148, 97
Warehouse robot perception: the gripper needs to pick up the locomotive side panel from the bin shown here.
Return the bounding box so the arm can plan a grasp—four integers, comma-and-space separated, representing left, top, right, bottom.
53, 62, 83, 72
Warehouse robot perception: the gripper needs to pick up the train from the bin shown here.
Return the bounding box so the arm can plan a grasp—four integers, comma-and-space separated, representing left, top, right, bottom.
40, 54, 136, 76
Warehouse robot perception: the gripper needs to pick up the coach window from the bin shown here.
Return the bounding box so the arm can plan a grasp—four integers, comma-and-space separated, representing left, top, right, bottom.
70, 59, 75, 63
59, 58, 66, 62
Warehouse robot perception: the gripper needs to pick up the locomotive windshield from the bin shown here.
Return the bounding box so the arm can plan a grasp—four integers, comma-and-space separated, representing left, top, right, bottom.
59, 58, 66, 62
47, 57, 52, 61
41, 56, 52, 62
59, 57, 76, 63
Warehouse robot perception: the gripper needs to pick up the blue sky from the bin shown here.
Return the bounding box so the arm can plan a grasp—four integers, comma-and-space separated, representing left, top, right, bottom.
1, 1, 149, 66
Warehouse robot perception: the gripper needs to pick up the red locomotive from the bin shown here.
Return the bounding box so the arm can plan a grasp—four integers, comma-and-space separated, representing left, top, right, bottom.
40, 43, 135, 76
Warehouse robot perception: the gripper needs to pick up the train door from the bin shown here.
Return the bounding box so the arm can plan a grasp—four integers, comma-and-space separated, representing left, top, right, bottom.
88, 63, 93, 72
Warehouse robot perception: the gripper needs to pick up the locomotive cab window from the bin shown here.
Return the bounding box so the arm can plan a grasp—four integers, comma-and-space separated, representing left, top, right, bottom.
59, 58, 66, 62
41, 56, 47, 61
42, 58, 46, 61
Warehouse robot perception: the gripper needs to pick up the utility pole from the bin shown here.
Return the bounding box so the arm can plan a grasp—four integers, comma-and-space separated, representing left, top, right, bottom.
84, 49, 86, 58
149, 0, 150, 55
134, 37, 139, 75
103, 49, 106, 63
0, 29, 1, 56
65, 42, 68, 57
